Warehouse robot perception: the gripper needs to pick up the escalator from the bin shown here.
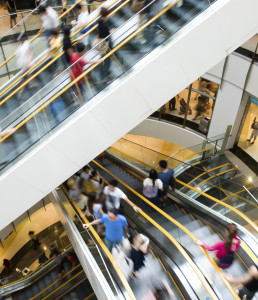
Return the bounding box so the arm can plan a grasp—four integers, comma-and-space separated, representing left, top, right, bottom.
88, 153, 257, 298
1, 0, 258, 231
0, 0, 130, 126
7, 251, 95, 300
56, 190, 192, 300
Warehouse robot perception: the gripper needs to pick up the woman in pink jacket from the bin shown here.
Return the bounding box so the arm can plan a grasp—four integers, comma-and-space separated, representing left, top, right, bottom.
196, 223, 240, 269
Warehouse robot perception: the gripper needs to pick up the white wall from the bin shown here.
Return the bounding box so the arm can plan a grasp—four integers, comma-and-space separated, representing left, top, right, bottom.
130, 119, 205, 148
0, 0, 258, 231
206, 53, 258, 147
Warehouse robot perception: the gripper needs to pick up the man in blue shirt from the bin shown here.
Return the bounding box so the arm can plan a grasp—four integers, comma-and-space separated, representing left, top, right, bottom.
158, 160, 175, 207
83, 208, 128, 252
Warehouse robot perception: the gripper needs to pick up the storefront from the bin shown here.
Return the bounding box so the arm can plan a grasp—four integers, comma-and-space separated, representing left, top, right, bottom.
237, 95, 258, 161
152, 77, 219, 136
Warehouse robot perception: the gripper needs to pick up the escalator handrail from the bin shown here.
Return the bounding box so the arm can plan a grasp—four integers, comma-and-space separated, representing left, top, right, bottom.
215, 187, 258, 209
113, 138, 254, 191
0, 242, 72, 290
29, 263, 81, 300
0, 0, 105, 72
91, 160, 236, 300
109, 147, 258, 233
179, 162, 232, 191
176, 178, 258, 233
71, 200, 137, 300
0, 0, 122, 102
186, 167, 237, 193
41, 269, 85, 300
0, 1, 180, 144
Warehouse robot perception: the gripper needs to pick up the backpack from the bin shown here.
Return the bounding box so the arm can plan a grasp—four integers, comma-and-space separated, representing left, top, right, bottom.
131, 0, 145, 14
218, 243, 235, 269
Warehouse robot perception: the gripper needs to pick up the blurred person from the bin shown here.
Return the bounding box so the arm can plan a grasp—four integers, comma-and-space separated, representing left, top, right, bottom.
83, 208, 128, 252
67, 253, 76, 269
15, 32, 39, 98
74, 3, 90, 45
89, 169, 104, 194
61, 8, 68, 27
103, 179, 139, 212
247, 118, 258, 145
29, 231, 41, 250
95, 7, 113, 81
158, 160, 175, 207
5, 0, 17, 28
195, 223, 240, 269
224, 264, 258, 300
82, 192, 105, 236
53, 250, 66, 279
141, 279, 175, 299
193, 95, 209, 120
70, 42, 102, 98
48, 29, 62, 77
129, 232, 149, 279
143, 169, 163, 207
67, 178, 88, 210
3, 259, 11, 272
38, 5, 60, 44
62, 25, 74, 66
131, 0, 146, 42
80, 165, 92, 184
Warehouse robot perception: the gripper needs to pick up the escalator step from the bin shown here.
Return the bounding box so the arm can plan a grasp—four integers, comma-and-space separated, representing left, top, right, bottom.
191, 226, 213, 240
176, 215, 194, 226
167, 210, 185, 219
162, 204, 177, 214
183, 220, 203, 232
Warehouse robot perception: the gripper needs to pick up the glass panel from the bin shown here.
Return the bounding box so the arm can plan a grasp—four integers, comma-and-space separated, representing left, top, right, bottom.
154, 77, 219, 136
107, 137, 258, 237
0, 0, 217, 174
237, 98, 258, 162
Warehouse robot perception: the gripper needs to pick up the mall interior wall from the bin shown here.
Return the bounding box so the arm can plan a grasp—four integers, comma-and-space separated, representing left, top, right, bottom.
205, 53, 258, 148
0, 0, 258, 232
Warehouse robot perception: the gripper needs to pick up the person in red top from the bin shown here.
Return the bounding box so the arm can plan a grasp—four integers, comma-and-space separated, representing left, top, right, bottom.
196, 223, 240, 269
70, 42, 102, 98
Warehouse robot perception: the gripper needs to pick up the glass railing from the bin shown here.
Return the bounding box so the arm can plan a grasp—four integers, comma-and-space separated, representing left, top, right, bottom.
0, 1, 107, 83
89, 159, 239, 299
55, 188, 136, 299
107, 140, 258, 237
0, 0, 217, 174
0, 0, 130, 126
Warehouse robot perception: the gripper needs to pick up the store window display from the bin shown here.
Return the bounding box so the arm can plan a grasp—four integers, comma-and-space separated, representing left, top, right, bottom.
237, 97, 258, 161
153, 77, 218, 136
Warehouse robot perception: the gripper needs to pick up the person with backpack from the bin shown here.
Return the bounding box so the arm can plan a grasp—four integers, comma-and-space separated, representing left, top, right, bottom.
195, 223, 240, 269
158, 160, 175, 207
143, 169, 163, 207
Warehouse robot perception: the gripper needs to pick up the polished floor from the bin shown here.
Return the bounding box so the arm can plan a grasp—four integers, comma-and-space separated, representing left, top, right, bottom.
0, 203, 64, 276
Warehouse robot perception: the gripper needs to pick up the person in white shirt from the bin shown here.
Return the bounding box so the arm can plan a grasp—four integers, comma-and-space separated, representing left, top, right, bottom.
103, 180, 139, 212
15, 32, 38, 97
38, 5, 59, 44
74, 4, 90, 45
143, 169, 163, 207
